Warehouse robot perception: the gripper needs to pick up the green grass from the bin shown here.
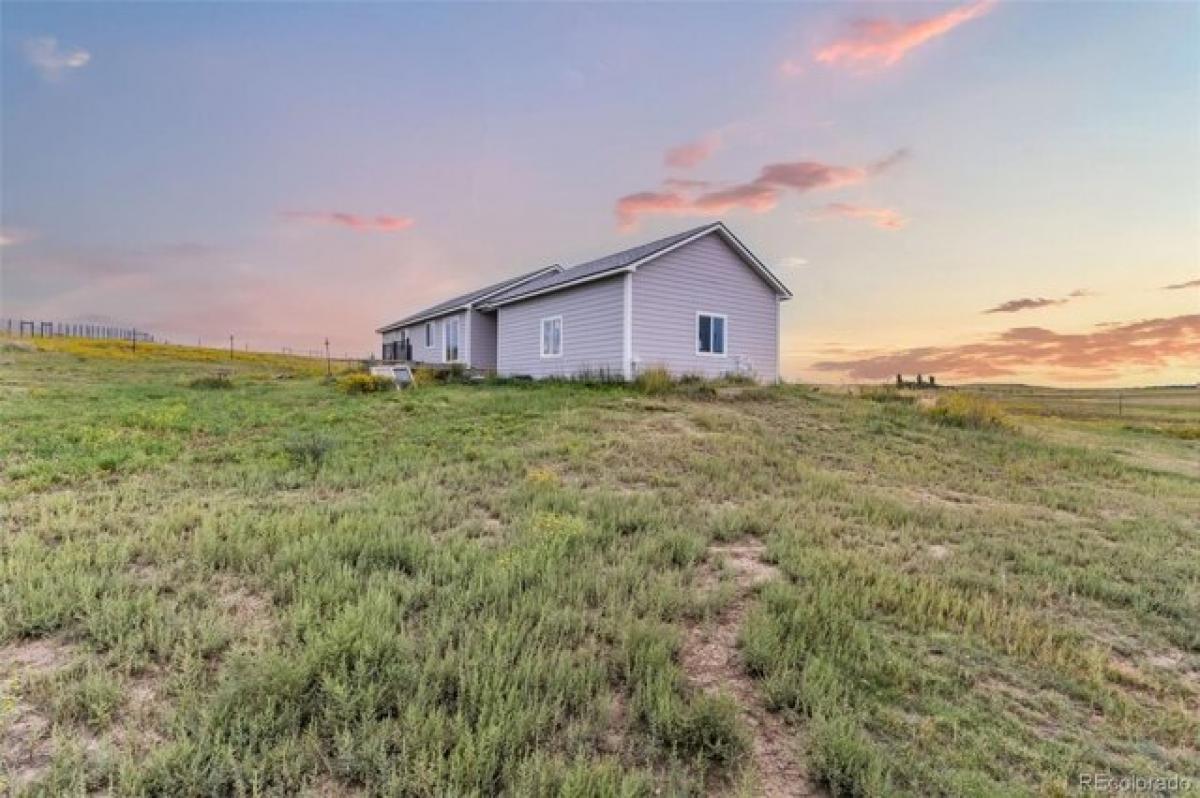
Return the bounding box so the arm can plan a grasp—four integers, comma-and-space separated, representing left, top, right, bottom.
1, 342, 1197, 796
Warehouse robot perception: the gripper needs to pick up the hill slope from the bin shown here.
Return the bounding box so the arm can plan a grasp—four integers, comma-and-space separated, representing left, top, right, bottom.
1, 342, 1197, 796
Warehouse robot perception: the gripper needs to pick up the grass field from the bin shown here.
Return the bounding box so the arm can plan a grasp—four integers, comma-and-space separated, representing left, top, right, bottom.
1, 339, 1197, 796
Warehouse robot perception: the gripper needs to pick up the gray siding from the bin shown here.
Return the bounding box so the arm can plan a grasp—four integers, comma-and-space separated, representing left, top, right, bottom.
468, 309, 497, 370
496, 276, 625, 378
380, 309, 468, 365
631, 235, 779, 383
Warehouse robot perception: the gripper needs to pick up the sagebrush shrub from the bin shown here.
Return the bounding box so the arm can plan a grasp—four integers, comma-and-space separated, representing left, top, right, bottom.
189, 375, 232, 390
282, 432, 334, 470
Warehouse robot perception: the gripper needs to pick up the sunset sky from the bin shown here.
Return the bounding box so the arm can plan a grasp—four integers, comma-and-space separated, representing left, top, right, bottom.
2, 1, 1197, 385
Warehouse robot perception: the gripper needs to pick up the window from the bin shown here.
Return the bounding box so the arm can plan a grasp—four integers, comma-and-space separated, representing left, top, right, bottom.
541, 316, 562, 358
697, 313, 726, 356
444, 318, 460, 362
424, 322, 433, 347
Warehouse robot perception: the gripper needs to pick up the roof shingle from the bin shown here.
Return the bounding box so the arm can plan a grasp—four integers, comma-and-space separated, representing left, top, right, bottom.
481, 223, 718, 306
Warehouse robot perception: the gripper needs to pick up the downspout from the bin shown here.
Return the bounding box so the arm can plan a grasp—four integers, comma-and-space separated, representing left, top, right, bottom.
623, 271, 634, 381
775, 297, 782, 385
464, 309, 472, 368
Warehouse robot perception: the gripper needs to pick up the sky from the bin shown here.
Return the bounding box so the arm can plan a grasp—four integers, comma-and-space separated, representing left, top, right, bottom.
1, 1, 1197, 385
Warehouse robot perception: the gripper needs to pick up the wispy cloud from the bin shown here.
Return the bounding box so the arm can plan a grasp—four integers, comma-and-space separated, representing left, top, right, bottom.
616, 149, 906, 230
812, 314, 1200, 380
664, 133, 722, 169
24, 36, 91, 81
1163, 278, 1200, 290
812, 202, 907, 230
0, 227, 35, 247
283, 211, 415, 233
984, 297, 1066, 314
983, 288, 1095, 314
814, 1, 996, 71
778, 58, 806, 78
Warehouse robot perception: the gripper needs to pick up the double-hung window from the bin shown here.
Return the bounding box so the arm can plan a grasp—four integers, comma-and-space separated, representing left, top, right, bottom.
424, 322, 433, 348
541, 316, 562, 358
697, 312, 726, 356
444, 318, 460, 362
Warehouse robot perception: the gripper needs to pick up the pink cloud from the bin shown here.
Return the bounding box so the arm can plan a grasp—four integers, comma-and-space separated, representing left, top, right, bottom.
814, 203, 908, 230
812, 314, 1200, 380
616, 149, 907, 230
283, 211, 415, 232
616, 183, 781, 232
664, 133, 722, 169
778, 58, 806, 78
758, 162, 867, 191
615, 191, 696, 231
815, 1, 997, 71
693, 183, 782, 214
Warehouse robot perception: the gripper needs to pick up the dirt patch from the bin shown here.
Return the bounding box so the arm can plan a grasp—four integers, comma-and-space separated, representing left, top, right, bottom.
639, 413, 706, 439
214, 575, 277, 640
1, 637, 76, 792
301, 775, 366, 797
599, 690, 629, 756
0, 638, 74, 676
927, 544, 952, 561
709, 543, 781, 588
681, 540, 820, 797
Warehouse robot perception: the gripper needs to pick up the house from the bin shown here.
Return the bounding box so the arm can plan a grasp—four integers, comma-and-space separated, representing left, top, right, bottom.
375, 221, 792, 382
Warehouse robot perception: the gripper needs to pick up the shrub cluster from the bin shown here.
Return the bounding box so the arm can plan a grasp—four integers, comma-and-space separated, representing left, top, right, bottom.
336, 372, 395, 394
924, 392, 1009, 429
188, 374, 233, 390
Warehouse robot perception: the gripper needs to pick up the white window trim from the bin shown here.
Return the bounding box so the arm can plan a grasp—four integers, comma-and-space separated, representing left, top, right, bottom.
696, 311, 728, 357
443, 317, 461, 363
540, 315, 563, 359
424, 321, 433, 348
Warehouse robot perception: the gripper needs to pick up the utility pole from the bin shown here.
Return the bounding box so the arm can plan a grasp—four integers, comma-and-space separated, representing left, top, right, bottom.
131, 328, 137, 353
229, 334, 235, 360
324, 338, 331, 376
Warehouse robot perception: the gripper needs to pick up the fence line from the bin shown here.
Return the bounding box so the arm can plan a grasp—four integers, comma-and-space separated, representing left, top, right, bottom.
3, 318, 368, 362
2, 317, 154, 342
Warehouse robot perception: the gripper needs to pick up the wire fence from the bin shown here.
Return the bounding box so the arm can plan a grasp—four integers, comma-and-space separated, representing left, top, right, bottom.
2, 317, 370, 362
2, 317, 154, 342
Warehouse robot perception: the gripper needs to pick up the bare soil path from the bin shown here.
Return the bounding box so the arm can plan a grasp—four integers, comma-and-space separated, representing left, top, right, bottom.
682, 541, 823, 797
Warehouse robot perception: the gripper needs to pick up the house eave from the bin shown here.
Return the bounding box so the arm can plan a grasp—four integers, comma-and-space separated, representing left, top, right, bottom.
479, 267, 635, 309
375, 304, 471, 334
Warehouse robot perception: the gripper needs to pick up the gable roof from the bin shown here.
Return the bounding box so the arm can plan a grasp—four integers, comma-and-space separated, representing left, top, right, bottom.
479, 221, 792, 308
376, 265, 560, 333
